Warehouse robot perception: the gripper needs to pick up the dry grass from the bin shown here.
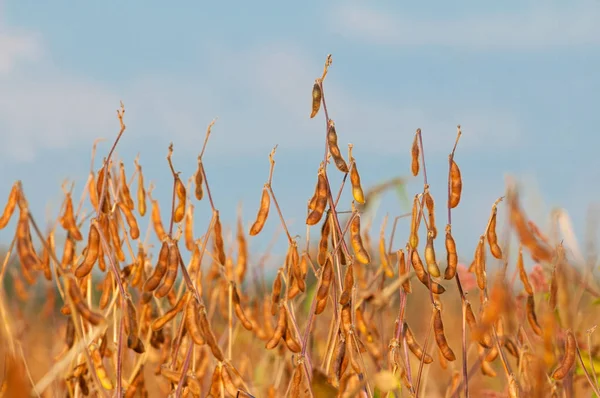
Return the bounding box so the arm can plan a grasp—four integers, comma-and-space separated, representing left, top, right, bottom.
1, 54, 599, 398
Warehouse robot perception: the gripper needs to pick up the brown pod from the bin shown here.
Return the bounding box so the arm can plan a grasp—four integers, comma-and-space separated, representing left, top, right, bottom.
404, 322, 433, 364
486, 200, 503, 259
315, 258, 333, 314
310, 79, 322, 118
306, 169, 328, 225
150, 197, 167, 241
411, 131, 420, 177
433, 307, 456, 361
270, 271, 282, 316
154, 242, 180, 298
67, 278, 104, 326
198, 305, 225, 361
15, 204, 41, 283
249, 184, 270, 236
59, 192, 83, 241
119, 161, 135, 210
517, 245, 533, 295
194, 157, 204, 201
0, 182, 19, 229
95, 163, 111, 214
397, 249, 411, 293
444, 225, 458, 280
232, 283, 253, 331
136, 161, 147, 216
118, 202, 140, 240
108, 216, 126, 262
449, 159, 462, 208
213, 210, 226, 265
424, 230, 440, 277
551, 330, 576, 380
409, 194, 420, 250
185, 297, 206, 345
350, 210, 370, 264
143, 240, 170, 292
151, 291, 190, 331
339, 263, 354, 306
236, 214, 248, 283
317, 211, 331, 266
184, 203, 194, 251
349, 158, 365, 204
327, 120, 349, 173
74, 223, 100, 278
474, 236, 486, 290
424, 189, 437, 238
173, 177, 186, 223
266, 305, 287, 349
526, 294, 542, 336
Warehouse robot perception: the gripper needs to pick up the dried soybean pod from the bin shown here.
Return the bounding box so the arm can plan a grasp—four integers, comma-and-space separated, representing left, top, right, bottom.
0, 182, 19, 229
198, 305, 225, 362
173, 176, 186, 223
349, 145, 365, 204
118, 201, 140, 240
98, 272, 112, 310
194, 157, 204, 201
409, 194, 420, 250
339, 263, 354, 306
124, 298, 144, 353
410, 248, 427, 282
411, 131, 420, 176
155, 241, 179, 298
310, 79, 322, 118
185, 297, 206, 345
151, 291, 190, 331
526, 294, 542, 336
184, 202, 194, 251
517, 245, 533, 295
119, 161, 135, 210
433, 307, 456, 361
474, 236, 487, 291
271, 271, 282, 316
59, 191, 83, 241
397, 249, 411, 293
96, 163, 112, 214
404, 322, 433, 364
379, 219, 394, 278
149, 192, 167, 241
40, 232, 53, 281
552, 330, 576, 380
424, 188, 437, 238
327, 120, 349, 173
232, 283, 253, 331
108, 216, 125, 262
236, 214, 248, 283
213, 210, 226, 265
249, 184, 270, 236
67, 278, 104, 326
424, 230, 440, 277
75, 223, 100, 278
449, 158, 462, 209
89, 343, 113, 390
306, 168, 327, 225
207, 364, 224, 398
315, 258, 333, 314
266, 305, 287, 349
15, 204, 40, 283
317, 211, 331, 266
486, 198, 503, 259
135, 158, 147, 217
143, 240, 170, 292
350, 207, 370, 264
444, 225, 458, 280
220, 365, 239, 397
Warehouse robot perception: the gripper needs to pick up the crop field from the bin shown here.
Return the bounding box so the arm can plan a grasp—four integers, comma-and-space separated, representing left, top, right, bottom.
0, 55, 599, 398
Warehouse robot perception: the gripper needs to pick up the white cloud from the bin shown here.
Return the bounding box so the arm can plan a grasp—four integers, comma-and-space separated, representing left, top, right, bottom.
331, 1, 600, 50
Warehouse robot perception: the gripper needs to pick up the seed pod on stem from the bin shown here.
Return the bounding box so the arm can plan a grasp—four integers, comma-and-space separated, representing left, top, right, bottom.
249, 184, 270, 236
349, 144, 365, 204
327, 120, 349, 173
310, 79, 322, 118
444, 225, 458, 280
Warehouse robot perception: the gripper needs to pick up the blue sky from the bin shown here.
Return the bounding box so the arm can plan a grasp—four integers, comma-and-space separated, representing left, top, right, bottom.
0, 0, 599, 272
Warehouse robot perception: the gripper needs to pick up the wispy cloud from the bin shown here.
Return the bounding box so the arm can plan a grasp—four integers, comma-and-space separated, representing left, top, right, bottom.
0, 31, 522, 163
330, 1, 600, 50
